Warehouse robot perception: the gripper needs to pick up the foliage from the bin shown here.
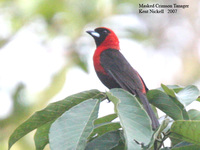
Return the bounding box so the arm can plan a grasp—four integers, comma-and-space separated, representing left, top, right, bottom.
8, 84, 200, 150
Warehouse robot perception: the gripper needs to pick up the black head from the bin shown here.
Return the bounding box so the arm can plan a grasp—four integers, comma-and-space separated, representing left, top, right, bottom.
86, 27, 111, 47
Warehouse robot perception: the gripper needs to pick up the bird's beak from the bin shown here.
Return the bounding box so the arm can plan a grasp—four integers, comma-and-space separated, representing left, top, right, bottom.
86, 30, 100, 38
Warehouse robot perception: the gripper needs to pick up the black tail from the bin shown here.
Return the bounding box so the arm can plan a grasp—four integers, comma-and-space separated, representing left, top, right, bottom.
137, 91, 159, 130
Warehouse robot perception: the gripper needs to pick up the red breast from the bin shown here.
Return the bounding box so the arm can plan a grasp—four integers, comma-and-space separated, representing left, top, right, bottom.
89, 27, 120, 74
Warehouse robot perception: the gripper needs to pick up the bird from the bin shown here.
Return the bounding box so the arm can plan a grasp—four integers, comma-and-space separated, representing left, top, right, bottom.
86, 27, 159, 130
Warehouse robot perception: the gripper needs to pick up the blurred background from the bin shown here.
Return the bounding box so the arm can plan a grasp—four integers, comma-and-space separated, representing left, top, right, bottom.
0, 0, 200, 149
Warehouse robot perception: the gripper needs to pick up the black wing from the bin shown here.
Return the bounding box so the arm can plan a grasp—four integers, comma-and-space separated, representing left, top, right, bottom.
100, 49, 148, 95
100, 49, 159, 130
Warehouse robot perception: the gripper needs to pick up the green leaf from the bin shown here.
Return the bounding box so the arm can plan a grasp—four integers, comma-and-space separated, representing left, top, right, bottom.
171, 141, 200, 150
111, 140, 125, 150
160, 148, 171, 150
147, 90, 189, 120
176, 85, 200, 106
49, 99, 100, 150
173, 141, 192, 147
170, 120, 200, 146
34, 121, 52, 150
107, 89, 153, 150
146, 117, 170, 149
158, 85, 183, 93
89, 122, 121, 140
170, 137, 183, 148
85, 130, 122, 150
161, 84, 176, 97
161, 84, 199, 107
188, 109, 200, 120
94, 113, 118, 125
8, 90, 106, 150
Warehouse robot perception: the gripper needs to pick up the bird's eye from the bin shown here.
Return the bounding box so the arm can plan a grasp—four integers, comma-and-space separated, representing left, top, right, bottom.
103, 30, 108, 34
